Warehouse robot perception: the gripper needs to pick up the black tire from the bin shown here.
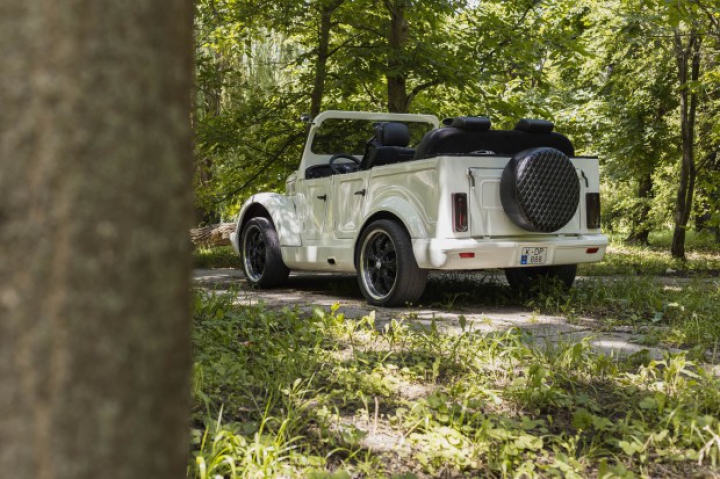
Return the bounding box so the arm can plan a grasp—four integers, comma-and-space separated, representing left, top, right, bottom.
504, 264, 577, 293
241, 217, 290, 288
500, 147, 580, 233
356, 220, 427, 307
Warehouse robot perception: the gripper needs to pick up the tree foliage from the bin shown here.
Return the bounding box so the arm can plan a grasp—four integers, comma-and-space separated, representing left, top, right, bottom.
193, 0, 720, 255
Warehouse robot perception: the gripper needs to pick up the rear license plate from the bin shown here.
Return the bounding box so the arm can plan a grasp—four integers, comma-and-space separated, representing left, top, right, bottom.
519, 247, 547, 266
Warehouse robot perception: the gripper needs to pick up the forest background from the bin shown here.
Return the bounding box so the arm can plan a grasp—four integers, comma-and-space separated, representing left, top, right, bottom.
193, 0, 720, 259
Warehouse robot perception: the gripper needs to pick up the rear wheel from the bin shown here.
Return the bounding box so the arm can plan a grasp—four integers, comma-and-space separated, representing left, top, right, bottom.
241, 217, 289, 288
357, 220, 427, 307
504, 264, 577, 293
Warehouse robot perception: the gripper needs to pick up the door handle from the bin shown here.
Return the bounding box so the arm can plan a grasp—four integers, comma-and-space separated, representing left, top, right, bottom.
354, 189, 366, 196
317, 194, 327, 201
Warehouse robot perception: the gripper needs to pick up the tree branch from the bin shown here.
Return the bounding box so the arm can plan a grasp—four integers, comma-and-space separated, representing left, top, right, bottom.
692, 0, 720, 36
697, 149, 719, 173
214, 132, 305, 203
406, 78, 441, 104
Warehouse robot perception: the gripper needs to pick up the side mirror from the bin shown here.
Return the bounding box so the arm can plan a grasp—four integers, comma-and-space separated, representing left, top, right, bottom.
300, 113, 312, 123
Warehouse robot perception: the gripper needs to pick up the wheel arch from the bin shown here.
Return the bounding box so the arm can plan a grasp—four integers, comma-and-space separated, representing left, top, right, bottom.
239, 203, 273, 233
236, 193, 302, 247
354, 211, 416, 269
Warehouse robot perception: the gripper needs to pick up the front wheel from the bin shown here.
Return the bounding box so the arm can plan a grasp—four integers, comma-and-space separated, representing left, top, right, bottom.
357, 220, 427, 307
504, 264, 577, 293
241, 217, 290, 288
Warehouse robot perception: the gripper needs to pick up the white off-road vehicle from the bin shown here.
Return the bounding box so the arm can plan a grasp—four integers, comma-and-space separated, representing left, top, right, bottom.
230, 111, 607, 306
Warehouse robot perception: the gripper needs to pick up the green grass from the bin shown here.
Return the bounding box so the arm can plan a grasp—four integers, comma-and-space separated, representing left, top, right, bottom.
189, 289, 720, 478
529, 277, 720, 353
579, 232, 720, 277
412, 272, 720, 353
194, 246, 241, 269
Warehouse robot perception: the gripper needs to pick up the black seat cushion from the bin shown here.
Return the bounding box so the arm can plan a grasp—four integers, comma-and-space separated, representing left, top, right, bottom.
360, 122, 415, 169
370, 146, 416, 167
447, 116, 492, 131
515, 118, 554, 133
376, 122, 411, 146
413, 127, 574, 159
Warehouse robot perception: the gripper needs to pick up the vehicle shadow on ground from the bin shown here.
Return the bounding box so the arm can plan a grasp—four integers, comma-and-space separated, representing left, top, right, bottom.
193, 269, 514, 308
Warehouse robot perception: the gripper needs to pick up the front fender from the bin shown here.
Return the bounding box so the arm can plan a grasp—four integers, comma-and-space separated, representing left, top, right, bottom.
234, 194, 302, 251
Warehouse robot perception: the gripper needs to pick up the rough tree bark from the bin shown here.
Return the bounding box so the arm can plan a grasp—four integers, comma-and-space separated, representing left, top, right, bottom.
671, 29, 701, 259
0, 2, 194, 479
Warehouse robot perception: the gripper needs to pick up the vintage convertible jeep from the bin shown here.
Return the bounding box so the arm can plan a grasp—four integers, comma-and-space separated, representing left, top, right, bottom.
230, 111, 607, 306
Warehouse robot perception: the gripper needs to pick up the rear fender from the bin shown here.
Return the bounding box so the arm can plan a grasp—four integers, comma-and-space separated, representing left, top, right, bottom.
361, 197, 428, 240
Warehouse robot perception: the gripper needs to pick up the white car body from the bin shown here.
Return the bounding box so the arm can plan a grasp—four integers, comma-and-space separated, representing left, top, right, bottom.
230, 110, 607, 303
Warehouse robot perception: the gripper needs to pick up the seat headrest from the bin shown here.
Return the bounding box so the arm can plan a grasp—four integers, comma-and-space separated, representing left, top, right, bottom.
374, 122, 410, 147
441, 116, 492, 131
514, 118, 554, 133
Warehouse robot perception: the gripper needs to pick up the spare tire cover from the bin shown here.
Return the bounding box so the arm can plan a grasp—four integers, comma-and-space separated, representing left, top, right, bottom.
500, 147, 580, 233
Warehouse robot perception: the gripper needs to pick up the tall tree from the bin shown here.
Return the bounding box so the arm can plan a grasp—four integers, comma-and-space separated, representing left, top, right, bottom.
0, 1, 194, 478
671, 28, 702, 258
310, 0, 346, 117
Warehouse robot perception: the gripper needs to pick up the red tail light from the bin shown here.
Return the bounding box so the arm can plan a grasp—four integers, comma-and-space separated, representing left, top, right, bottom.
452, 193, 468, 232
586, 193, 601, 229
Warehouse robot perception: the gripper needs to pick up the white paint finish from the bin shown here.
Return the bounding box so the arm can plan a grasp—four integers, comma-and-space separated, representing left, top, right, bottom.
333, 171, 370, 239
234, 111, 607, 278
282, 243, 356, 272
411, 234, 608, 269
365, 162, 439, 237
235, 193, 302, 247
298, 180, 329, 241
229, 231, 239, 254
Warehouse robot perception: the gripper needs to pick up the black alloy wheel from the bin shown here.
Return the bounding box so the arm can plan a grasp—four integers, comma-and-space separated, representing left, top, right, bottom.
241, 217, 289, 288
357, 220, 427, 306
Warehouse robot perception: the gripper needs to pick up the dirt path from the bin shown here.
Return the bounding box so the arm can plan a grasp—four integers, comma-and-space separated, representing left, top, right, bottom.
194, 269, 696, 361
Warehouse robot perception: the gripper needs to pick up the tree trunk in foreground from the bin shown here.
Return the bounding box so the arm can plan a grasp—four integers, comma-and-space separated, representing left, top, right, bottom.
0, 2, 194, 479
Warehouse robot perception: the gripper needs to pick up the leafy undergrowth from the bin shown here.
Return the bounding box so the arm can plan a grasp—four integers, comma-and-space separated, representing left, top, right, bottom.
578, 233, 720, 278
419, 272, 720, 353
190, 290, 720, 478
526, 277, 720, 354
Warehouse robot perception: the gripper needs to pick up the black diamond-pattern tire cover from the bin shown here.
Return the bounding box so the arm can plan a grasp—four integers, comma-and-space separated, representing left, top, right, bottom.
500, 147, 580, 233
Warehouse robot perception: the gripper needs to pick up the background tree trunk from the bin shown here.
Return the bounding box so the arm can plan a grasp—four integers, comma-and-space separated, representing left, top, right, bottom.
671, 30, 701, 260
386, 0, 409, 113
310, 0, 344, 118
0, 2, 194, 479
625, 172, 653, 245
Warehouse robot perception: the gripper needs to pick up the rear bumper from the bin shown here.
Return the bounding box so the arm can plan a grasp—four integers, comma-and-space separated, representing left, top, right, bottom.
411, 234, 608, 270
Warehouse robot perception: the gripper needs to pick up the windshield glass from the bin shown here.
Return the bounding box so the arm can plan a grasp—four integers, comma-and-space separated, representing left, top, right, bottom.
311, 119, 434, 155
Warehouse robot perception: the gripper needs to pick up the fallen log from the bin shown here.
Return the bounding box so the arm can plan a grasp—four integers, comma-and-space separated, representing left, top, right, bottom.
190, 222, 237, 248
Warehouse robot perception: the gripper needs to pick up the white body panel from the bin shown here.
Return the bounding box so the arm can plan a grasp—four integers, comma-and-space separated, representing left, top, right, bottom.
230, 111, 608, 274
